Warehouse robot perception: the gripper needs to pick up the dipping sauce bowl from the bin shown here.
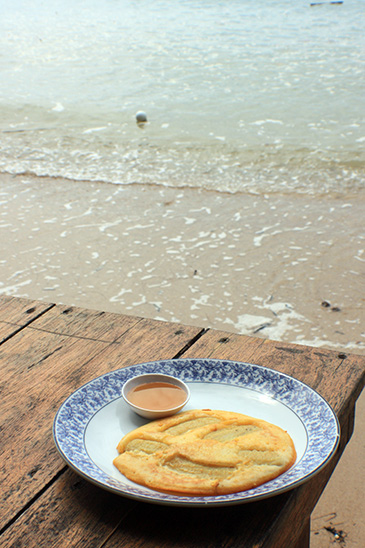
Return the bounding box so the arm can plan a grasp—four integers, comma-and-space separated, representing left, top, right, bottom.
122, 373, 190, 419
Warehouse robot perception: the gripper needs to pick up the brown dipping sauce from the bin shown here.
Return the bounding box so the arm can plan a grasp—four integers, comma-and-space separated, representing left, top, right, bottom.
127, 382, 187, 411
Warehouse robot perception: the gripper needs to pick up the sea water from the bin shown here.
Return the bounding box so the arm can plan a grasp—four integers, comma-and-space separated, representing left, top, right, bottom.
0, 0, 364, 196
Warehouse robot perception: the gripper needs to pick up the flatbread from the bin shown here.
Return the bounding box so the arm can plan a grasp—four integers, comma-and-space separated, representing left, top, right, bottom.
113, 409, 296, 496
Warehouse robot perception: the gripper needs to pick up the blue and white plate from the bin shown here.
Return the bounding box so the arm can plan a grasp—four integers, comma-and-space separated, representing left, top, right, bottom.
53, 358, 340, 506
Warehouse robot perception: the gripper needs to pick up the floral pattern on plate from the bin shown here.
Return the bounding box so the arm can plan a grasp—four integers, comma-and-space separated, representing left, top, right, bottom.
53, 358, 339, 506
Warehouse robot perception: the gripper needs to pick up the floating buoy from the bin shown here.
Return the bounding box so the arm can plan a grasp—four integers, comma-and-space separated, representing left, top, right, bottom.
136, 111, 148, 124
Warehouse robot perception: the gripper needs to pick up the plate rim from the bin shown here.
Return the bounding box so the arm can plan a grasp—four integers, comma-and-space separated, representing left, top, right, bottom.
53, 358, 340, 507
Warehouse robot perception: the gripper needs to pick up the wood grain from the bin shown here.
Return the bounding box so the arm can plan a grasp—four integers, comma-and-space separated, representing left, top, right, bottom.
0, 306, 203, 531
182, 328, 266, 361
0, 329, 108, 530
102, 495, 290, 548
0, 469, 136, 548
29, 303, 141, 342
0, 295, 53, 326
0, 321, 23, 344
184, 328, 365, 418
82, 316, 205, 371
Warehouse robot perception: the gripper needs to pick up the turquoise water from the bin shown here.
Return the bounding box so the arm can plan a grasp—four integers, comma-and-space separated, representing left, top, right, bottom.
0, 0, 364, 195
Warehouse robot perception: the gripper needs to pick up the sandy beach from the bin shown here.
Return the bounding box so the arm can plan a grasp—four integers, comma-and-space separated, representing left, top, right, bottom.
1, 172, 364, 545
2, 173, 364, 351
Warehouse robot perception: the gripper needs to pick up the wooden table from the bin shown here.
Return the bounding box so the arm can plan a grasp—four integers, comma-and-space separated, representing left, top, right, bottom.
1, 295, 364, 548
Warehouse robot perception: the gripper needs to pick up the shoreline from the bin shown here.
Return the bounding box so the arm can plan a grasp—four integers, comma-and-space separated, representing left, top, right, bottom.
3, 169, 365, 201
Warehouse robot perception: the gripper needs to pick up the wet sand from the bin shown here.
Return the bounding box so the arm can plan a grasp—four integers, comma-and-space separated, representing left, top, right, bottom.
1, 173, 364, 352
1, 172, 364, 545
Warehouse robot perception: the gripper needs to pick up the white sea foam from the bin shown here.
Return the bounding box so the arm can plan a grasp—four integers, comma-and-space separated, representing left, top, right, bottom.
0, 0, 363, 196
52, 103, 64, 112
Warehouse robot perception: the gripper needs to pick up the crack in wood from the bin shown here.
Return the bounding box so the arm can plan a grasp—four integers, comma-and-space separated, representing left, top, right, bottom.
0, 466, 67, 537
0, 303, 56, 346
172, 328, 209, 358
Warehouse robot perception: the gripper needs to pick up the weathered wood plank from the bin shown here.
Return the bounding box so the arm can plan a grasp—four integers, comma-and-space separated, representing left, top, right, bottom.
0, 295, 53, 326
0, 315, 202, 530
0, 330, 109, 530
245, 340, 364, 426
0, 469, 136, 548
82, 316, 205, 371
183, 329, 365, 418
101, 491, 292, 548
0, 321, 23, 344
29, 303, 142, 342
182, 328, 266, 360
293, 518, 310, 548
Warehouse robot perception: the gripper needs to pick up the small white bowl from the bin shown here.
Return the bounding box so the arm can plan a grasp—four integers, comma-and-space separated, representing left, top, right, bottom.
122, 373, 190, 420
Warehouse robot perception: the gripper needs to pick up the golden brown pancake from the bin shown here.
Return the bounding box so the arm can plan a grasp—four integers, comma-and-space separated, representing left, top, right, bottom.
113, 409, 296, 496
